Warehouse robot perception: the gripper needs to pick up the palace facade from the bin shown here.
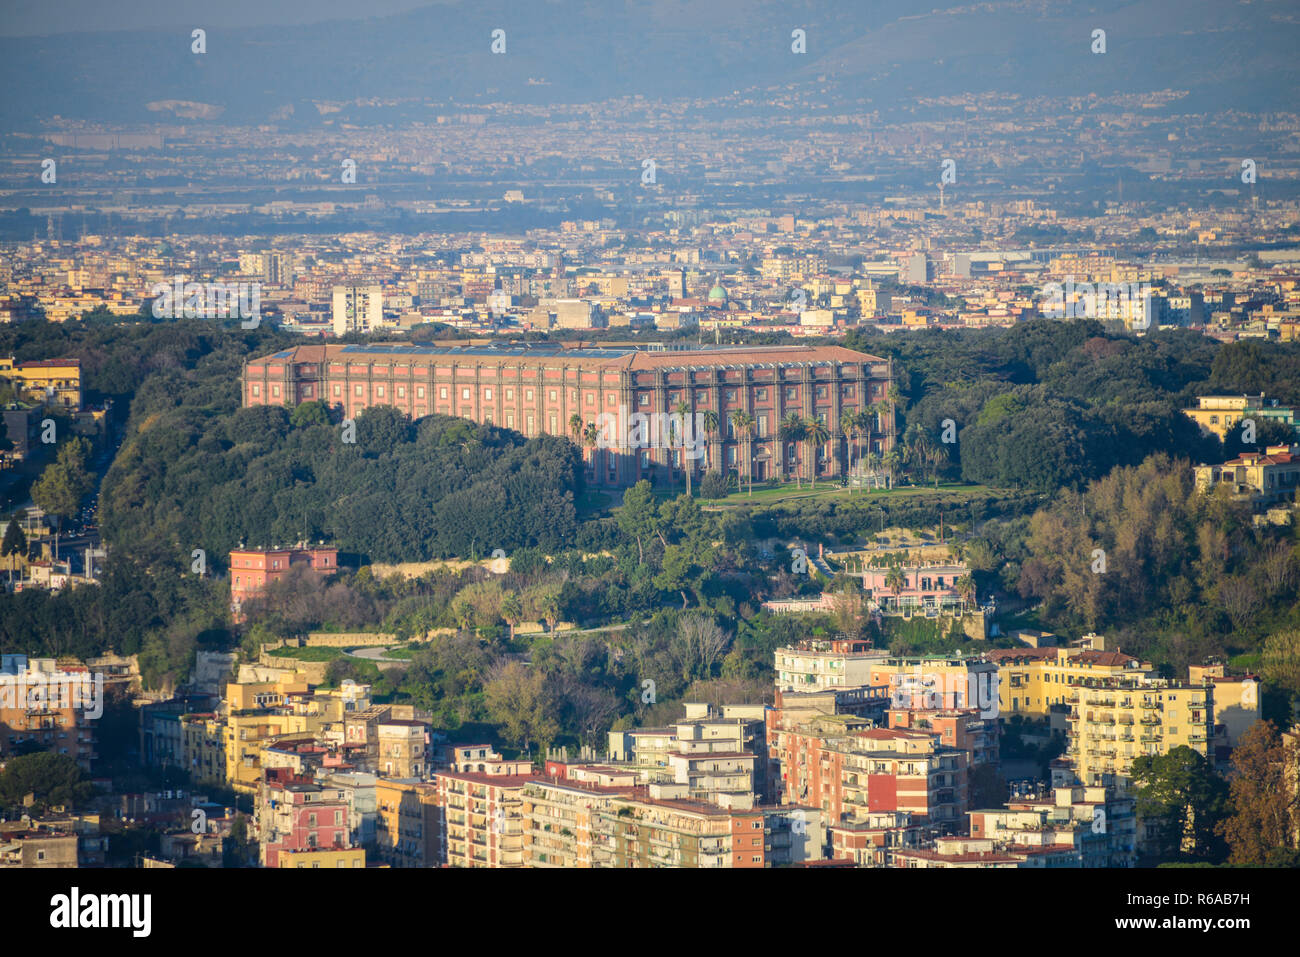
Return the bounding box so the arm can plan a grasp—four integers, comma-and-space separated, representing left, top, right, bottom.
241, 343, 895, 487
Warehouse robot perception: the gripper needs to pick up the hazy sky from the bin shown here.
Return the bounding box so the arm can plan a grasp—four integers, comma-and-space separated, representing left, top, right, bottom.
0, 0, 440, 35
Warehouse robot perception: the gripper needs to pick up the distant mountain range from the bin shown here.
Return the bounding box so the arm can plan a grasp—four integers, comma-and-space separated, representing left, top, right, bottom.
1, 0, 1296, 128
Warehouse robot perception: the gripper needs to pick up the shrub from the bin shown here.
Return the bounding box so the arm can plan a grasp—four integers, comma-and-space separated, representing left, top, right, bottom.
700, 471, 731, 500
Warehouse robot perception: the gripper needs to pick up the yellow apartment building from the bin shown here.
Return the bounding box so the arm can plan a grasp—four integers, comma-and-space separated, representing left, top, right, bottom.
0, 828, 79, 867
0, 356, 81, 409
376, 721, 428, 778
181, 714, 226, 786
1188, 664, 1261, 747
523, 778, 635, 868
1194, 445, 1300, 506
591, 794, 765, 868
224, 677, 311, 712
1067, 679, 1213, 788
276, 847, 366, 868
224, 711, 325, 792
1182, 394, 1262, 440
986, 646, 1150, 717
374, 778, 439, 868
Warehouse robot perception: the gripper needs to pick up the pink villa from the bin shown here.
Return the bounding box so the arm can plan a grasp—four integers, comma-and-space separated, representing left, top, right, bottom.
258, 770, 354, 868
861, 562, 972, 616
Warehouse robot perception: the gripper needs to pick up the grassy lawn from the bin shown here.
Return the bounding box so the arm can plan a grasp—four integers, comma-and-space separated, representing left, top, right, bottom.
265, 645, 345, 661
593, 478, 1023, 520
703, 481, 1010, 509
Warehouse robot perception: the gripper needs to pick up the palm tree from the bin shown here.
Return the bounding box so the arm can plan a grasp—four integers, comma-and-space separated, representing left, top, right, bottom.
840, 410, 858, 483
673, 399, 693, 497
856, 409, 874, 476
539, 592, 560, 634
929, 442, 950, 488
882, 448, 900, 489
884, 564, 907, 613
701, 409, 719, 473
850, 410, 870, 492
778, 412, 806, 488
805, 416, 830, 490
501, 591, 523, 641
903, 424, 937, 486
955, 574, 976, 611
886, 383, 903, 431
583, 422, 601, 476
730, 410, 756, 496
568, 412, 583, 444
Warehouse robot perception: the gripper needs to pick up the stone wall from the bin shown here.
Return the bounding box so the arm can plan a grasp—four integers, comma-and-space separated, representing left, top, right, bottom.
304, 632, 398, 648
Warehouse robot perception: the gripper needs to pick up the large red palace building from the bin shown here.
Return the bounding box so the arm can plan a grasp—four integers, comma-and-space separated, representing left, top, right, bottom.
241, 343, 895, 487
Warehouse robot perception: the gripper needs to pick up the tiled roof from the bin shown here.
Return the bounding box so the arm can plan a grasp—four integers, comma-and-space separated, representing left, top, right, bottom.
248, 343, 886, 372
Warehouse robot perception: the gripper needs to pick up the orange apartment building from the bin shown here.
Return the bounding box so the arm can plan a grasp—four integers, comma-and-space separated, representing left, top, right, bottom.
0, 656, 100, 773
240, 342, 895, 487
433, 769, 536, 868
228, 545, 338, 619
887, 708, 999, 768
769, 723, 969, 830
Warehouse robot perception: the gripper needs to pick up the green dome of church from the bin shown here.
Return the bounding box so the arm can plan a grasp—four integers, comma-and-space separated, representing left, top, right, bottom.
707, 283, 728, 302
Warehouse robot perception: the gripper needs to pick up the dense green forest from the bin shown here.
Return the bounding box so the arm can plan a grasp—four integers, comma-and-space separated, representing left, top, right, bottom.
101, 398, 582, 569
1, 315, 1298, 736
844, 321, 1300, 490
